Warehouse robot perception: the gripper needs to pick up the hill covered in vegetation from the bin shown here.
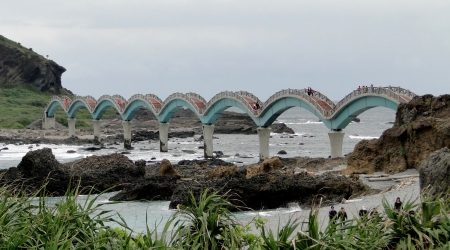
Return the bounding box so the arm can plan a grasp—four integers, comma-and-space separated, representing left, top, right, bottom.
0, 35, 116, 129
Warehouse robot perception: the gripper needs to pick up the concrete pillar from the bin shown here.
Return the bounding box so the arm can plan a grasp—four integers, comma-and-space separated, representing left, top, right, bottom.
257, 127, 271, 161
328, 130, 345, 158
159, 122, 169, 152
202, 124, 215, 158
44, 116, 56, 129
122, 121, 132, 149
68, 118, 76, 137
92, 120, 101, 145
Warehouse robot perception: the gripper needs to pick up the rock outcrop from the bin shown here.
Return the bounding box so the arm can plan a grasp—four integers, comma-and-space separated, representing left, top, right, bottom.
419, 147, 450, 195
0, 148, 145, 195
346, 94, 450, 174
168, 169, 369, 211
0, 35, 68, 94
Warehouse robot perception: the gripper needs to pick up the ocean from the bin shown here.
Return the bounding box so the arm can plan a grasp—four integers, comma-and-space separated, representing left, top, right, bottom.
0, 107, 396, 233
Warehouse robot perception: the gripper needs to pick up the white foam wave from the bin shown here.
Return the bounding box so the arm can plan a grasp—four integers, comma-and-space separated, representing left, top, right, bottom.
349, 135, 379, 140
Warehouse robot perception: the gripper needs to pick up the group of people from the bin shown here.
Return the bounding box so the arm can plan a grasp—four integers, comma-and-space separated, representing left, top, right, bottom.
307, 87, 314, 96
252, 102, 261, 110
329, 197, 405, 223
357, 84, 374, 93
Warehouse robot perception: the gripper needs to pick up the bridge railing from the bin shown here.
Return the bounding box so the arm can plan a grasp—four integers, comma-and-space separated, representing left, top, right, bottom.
162, 92, 203, 115
332, 86, 417, 116
185, 92, 207, 114
205, 91, 254, 115
262, 88, 332, 117
312, 90, 336, 109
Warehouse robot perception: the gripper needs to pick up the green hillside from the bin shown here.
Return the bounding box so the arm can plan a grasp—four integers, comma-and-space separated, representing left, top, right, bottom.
0, 35, 117, 129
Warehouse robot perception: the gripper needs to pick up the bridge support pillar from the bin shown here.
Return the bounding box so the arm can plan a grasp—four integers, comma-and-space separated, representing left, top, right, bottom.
92, 120, 101, 145
202, 124, 215, 158
328, 130, 345, 158
68, 118, 76, 137
257, 127, 271, 161
43, 115, 55, 129
159, 122, 169, 152
122, 121, 132, 149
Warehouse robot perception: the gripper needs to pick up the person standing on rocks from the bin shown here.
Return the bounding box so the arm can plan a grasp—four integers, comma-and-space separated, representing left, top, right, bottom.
394, 197, 402, 211
329, 206, 338, 223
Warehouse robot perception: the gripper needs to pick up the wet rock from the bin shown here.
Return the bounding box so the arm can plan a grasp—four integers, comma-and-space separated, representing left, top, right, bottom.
182, 150, 196, 154
67, 150, 76, 153
277, 150, 287, 155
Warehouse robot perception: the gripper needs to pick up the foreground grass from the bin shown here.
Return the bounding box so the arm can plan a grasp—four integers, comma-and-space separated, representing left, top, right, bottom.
0, 84, 118, 129
1, 182, 450, 249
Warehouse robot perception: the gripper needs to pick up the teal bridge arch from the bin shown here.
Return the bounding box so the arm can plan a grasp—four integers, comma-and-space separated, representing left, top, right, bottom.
43, 86, 416, 160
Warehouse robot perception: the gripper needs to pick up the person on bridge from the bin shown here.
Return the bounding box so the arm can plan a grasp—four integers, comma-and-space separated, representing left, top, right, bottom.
308, 88, 313, 96
255, 102, 260, 109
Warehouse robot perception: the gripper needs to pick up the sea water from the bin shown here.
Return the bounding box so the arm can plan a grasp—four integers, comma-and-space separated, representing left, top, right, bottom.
0, 107, 395, 233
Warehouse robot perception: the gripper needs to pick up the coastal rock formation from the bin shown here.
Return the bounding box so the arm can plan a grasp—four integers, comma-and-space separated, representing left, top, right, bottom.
346, 94, 450, 174
0, 35, 68, 94
168, 169, 369, 211
0, 148, 145, 195
419, 147, 450, 195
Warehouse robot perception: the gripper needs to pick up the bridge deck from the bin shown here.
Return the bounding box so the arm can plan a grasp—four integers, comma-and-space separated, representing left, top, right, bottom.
311, 96, 332, 111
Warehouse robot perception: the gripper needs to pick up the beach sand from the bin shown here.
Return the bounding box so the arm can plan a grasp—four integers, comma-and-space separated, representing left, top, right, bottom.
245, 169, 421, 232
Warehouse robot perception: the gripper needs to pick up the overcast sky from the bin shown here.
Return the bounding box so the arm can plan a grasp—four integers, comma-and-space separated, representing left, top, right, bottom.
1, 1, 449, 101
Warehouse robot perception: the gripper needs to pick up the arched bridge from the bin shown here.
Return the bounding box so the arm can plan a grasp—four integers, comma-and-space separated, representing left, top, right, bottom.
43, 86, 416, 160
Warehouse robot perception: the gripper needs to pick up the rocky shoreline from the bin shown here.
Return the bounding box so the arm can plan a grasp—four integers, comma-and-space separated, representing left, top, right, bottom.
0, 146, 368, 210
0, 109, 294, 146
1, 94, 450, 211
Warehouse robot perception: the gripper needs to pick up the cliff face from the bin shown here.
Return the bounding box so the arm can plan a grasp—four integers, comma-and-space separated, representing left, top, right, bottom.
345, 94, 450, 174
0, 35, 66, 94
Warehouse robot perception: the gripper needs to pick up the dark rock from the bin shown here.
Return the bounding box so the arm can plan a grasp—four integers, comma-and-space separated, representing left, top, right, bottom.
177, 158, 234, 167
109, 175, 180, 201
271, 123, 295, 134
67, 150, 76, 153
2, 148, 146, 195
353, 118, 361, 123
83, 147, 101, 151
169, 171, 369, 211
277, 150, 287, 155
214, 151, 224, 157
182, 150, 196, 154
419, 148, 450, 195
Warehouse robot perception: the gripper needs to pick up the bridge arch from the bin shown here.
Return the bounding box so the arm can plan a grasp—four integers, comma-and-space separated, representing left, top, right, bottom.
328, 95, 399, 130
202, 98, 258, 124
158, 95, 202, 123
67, 99, 91, 118
46, 96, 71, 117
92, 96, 121, 120
121, 95, 158, 121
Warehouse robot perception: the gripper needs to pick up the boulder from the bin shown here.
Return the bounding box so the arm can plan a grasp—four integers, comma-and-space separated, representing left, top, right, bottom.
419, 148, 450, 195
277, 150, 287, 155
159, 159, 180, 177
260, 157, 282, 173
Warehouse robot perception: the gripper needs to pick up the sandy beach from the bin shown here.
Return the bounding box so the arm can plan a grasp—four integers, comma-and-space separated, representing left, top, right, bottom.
246, 168, 420, 232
